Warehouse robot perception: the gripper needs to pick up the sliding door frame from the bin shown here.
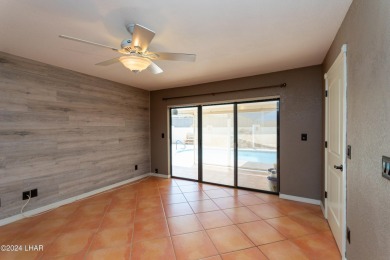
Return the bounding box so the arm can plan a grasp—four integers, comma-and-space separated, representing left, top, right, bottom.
201, 102, 235, 187
169, 98, 280, 194
169, 106, 200, 181
198, 106, 202, 181
234, 104, 238, 187
235, 98, 280, 194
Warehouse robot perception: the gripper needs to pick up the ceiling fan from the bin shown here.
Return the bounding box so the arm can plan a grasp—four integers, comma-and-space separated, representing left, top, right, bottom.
59, 23, 196, 74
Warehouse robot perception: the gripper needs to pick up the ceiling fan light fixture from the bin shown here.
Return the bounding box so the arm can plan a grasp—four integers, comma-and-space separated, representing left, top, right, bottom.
119, 56, 151, 72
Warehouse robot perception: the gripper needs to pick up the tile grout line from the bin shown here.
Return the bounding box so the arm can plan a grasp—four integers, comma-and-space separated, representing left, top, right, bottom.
82, 199, 112, 259
165, 178, 179, 260
128, 185, 140, 260
3, 177, 333, 259
192, 183, 222, 259
39, 201, 90, 260
85, 177, 150, 258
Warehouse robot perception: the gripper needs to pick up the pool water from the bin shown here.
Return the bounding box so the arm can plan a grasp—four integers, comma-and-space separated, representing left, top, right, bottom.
174, 147, 276, 166
237, 149, 276, 164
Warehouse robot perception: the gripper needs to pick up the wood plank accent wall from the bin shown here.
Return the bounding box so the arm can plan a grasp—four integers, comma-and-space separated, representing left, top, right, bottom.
0, 52, 150, 219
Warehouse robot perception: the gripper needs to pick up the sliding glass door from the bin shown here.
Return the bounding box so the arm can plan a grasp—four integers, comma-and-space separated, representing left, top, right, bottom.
237, 101, 279, 192
170, 99, 279, 193
170, 107, 199, 180
202, 104, 234, 186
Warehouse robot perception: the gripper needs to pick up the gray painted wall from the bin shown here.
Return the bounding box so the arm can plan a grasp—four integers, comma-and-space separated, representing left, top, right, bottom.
151, 65, 323, 200
323, 0, 390, 259
0, 52, 150, 220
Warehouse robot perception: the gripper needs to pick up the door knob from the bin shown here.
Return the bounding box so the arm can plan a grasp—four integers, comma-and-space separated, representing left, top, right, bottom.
334, 165, 343, 171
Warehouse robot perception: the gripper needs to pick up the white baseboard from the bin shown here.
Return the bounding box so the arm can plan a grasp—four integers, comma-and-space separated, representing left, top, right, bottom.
150, 173, 170, 179
279, 193, 321, 205
320, 200, 326, 218
0, 173, 151, 226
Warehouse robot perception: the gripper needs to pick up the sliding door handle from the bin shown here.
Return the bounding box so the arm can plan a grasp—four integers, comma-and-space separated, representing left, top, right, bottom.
334, 165, 343, 171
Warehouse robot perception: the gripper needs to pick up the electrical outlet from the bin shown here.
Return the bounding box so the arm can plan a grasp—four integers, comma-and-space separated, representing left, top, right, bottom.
22, 191, 30, 200
31, 189, 38, 198
135, 165, 138, 170
155, 168, 158, 173
347, 145, 352, 159
382, 156, 390, 180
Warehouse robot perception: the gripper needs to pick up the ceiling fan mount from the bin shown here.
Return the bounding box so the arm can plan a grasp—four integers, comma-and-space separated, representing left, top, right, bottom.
120, 39, 132, 51
59, 23, 196, 74
126, 23, 135, 34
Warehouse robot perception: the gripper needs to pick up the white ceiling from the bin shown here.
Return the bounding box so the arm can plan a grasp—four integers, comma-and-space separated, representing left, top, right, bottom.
0, 0, 352, 91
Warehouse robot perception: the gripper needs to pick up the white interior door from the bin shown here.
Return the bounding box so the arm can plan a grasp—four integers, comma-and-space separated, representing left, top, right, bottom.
325, 45, 347, 255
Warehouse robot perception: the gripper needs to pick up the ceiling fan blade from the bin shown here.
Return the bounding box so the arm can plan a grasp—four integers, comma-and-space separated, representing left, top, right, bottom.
150, 52, 196, 62
131, 24, 155, 52
95, 57, 121, 66
59, 35, 119, 52
148, 62, 163, 74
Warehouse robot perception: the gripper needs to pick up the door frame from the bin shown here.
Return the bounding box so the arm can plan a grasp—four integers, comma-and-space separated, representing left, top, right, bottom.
169, 98, 280, 194
235, 99, 280, 193
324, 44, 348, 257
169, 105, 201, 181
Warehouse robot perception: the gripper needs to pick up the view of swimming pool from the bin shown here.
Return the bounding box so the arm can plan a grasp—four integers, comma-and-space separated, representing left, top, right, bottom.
173, 147, 276, 167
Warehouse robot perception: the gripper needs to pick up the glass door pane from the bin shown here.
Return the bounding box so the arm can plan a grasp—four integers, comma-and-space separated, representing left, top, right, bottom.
237, 101, 278, 192
202, 104, 234, 186
171, 107, 198, 180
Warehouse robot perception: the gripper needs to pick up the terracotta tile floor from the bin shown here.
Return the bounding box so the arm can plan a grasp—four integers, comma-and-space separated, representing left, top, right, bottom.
0, 177, 341, 260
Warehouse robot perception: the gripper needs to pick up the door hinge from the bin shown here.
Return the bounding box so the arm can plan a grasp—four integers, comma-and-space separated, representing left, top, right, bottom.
325, 141, 328, 148
325, 90, 328, 97
324, 191, 327, 198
